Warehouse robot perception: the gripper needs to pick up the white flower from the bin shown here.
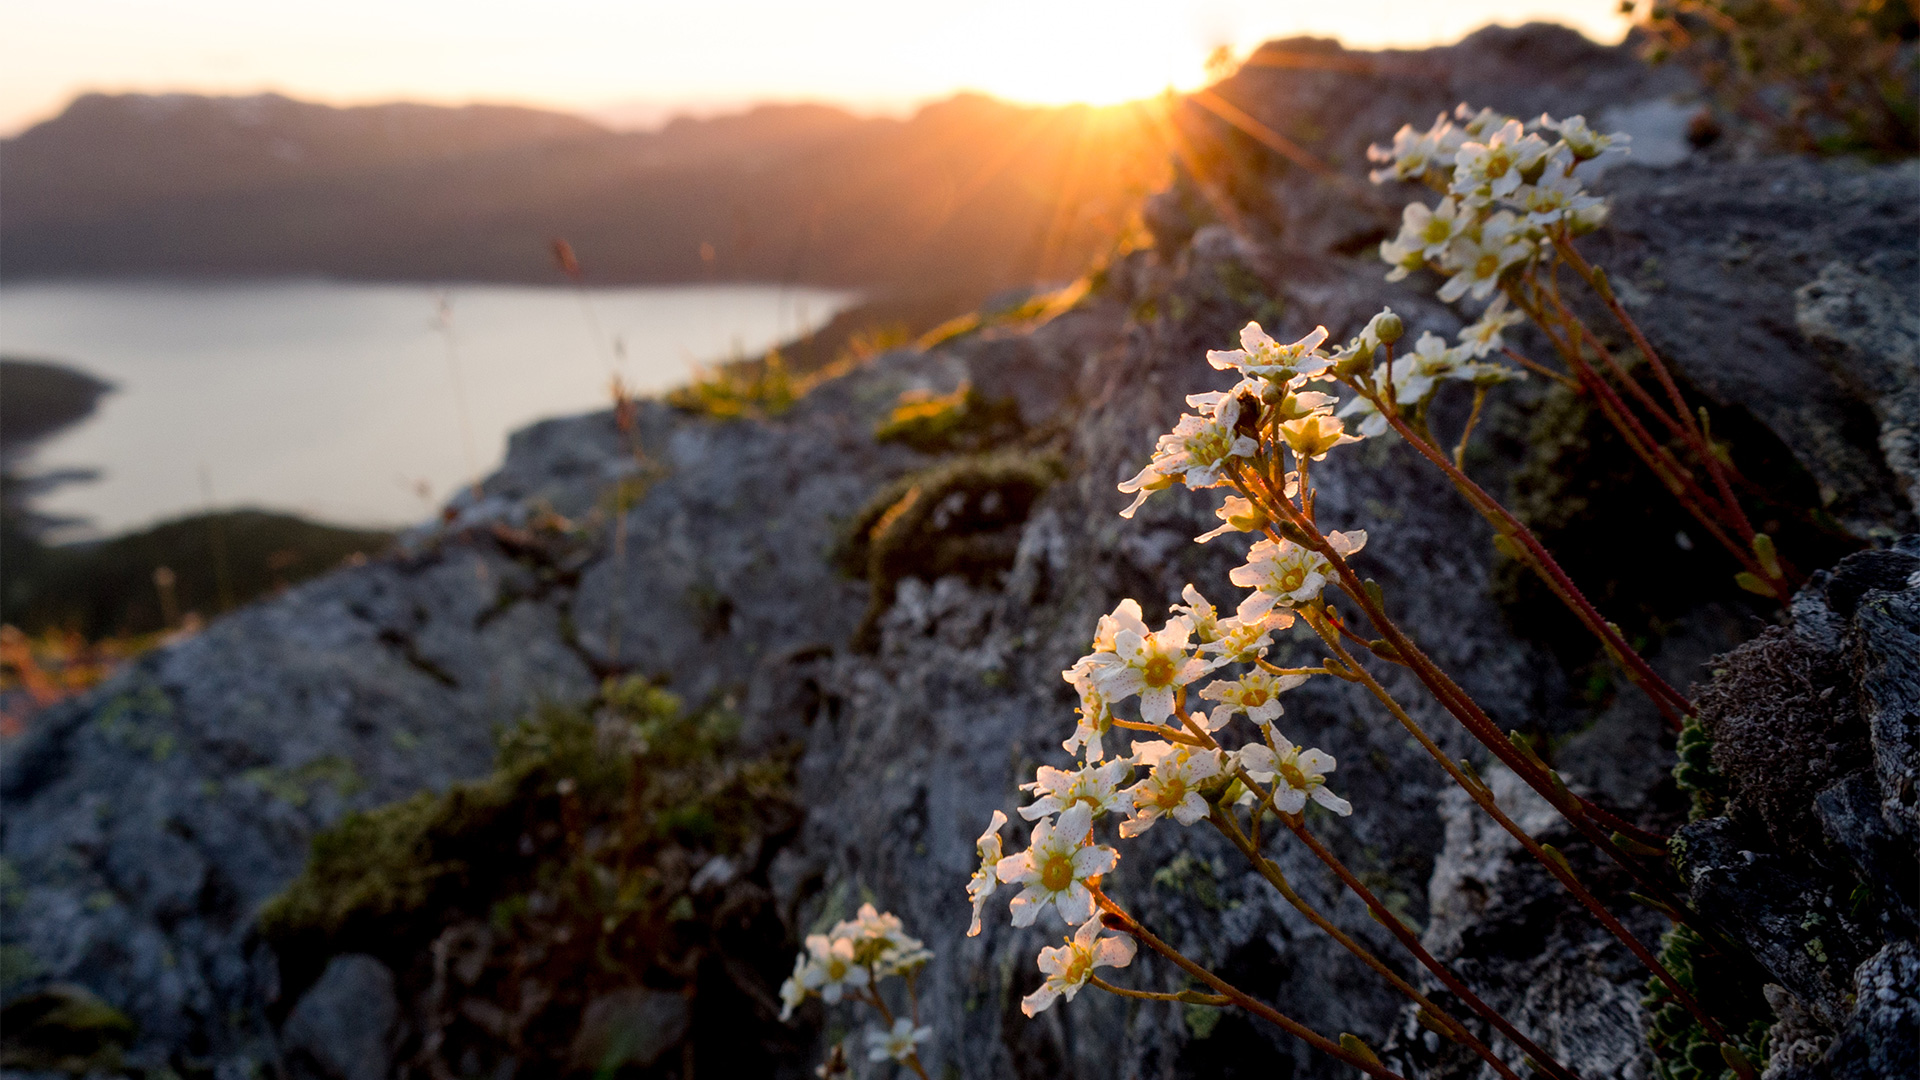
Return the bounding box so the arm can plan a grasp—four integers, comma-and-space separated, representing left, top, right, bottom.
1390, 330, 1465, 405
1196, 494, 1270, 544
1091, 616, 1214, 726
1198, 612, 1281, 663
866, 1017, 932, 1063
1367, 112, 1456, 183
1117, 394, 1257, 518
1538, 113, 1629, 160
1379, 232, 1429, 282
1456, 295, 1525, 358
799, 933, 870, 1004
1019, 918, 1138, 1017
1336, 391, 1390, 439
1062, 658, 1118, 762
1229, 539, 1328, 622
1279, 412, 1362, 461
832, 903, 931, 976
1454, 103, 1513, 139
1512, 156, 1604, 228
779, 952, 812, 1020
1238, 734, 1352, 816
1119, 738, 1224, 837
1451, 119, 1552, 204
967, 810, 1008, 937
1171, 583, 1221, 641
1207, 322, 1332, 381
1395, 196, 1469, 261
997, 803, 1116, 927
1198, 669, 1309, 731
1019, 759, 1134, 821
1437, 212, 1534, 303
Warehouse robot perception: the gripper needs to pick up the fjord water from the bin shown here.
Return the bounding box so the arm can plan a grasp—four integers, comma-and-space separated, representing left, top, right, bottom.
0, 280, 853, 535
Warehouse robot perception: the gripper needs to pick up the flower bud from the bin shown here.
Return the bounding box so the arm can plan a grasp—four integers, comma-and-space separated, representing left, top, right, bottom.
1369, 311, 1404, 345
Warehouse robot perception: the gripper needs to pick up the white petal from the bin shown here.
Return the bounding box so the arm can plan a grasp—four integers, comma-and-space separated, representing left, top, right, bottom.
1094, 935, 1138, 969
1311, 787, 1354, 816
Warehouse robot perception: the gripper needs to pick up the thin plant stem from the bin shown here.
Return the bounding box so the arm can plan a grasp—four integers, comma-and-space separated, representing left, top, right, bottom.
1453, 387, 1489, 469
1088, 975, 1228, 1006
1290, 611, 1735, 1051
1551, 236, 1759, 544
1206, 803, 1530, 1080
1089, 888, 1411, 1080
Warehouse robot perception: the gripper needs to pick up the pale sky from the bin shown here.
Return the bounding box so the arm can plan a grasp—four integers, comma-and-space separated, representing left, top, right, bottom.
0, 1, 1633, 135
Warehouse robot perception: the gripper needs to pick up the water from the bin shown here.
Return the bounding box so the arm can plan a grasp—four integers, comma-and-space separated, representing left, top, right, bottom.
0, 280, 854, 535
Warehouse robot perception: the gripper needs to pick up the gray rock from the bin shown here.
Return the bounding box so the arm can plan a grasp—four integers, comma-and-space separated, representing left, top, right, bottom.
280, 954, 397, 1080
568, 988, 690, 1072
1797, 261, 1920, 518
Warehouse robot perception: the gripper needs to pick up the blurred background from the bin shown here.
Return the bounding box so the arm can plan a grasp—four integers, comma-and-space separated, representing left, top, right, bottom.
0, 0, 1632, 709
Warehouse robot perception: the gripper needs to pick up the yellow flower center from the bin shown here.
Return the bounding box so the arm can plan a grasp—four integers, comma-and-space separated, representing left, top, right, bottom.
1279, 567, 1306, 592
1486, 151, 1511, 178
1141, 653, 1176, 688
1278, 760, 1310, 791
1152, 778, 1188, 811
1039, 851, 1076, 893
1244, 687, 1270, 707
1475, 253, 1501, 279
1062, 950, 1092, 986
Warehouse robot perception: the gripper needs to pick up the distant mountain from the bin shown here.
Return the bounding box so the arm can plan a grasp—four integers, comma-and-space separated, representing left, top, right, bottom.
0, 91, 1168, 296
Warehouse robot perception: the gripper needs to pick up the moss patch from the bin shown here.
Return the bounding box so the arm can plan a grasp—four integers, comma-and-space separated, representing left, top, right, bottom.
836, 452, 1061, 650
261, 678, 802, 1077
872, 383, 1022, 454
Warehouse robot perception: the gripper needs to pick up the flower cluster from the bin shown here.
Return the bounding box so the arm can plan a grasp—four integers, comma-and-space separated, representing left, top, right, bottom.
780, 904, 933, 1071
1368, 104, 1626, 380
967, 320, 1385, 1015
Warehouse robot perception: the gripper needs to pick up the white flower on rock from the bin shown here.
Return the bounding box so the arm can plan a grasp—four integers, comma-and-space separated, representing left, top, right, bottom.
866, 1017, 932, 1063
1091, 615, 1213, 725
1239, 734, 1352, 816
1206, 322, 1332, 381
1117, 394, 1257, 518
1454, 103, 1514, 139
1451, 119, 1551, 204
997, 803, 1116, 927
966, 810, 1008, 937
1437, 212, 1535, 302
1198, 669, 1309, 731
1062, 659, 1118, 762
1279, 412, 1363, 461
1019, 918, 1138, 1017
1230, 539, 1326, 622
1379, 233, 1429, 282
1119, 738, 1224, 837
799, 933, 869, 1005
779, 953, 812, 1020
1514, 159, 1604, 228
1196, 495, 1270, 544
1395, 196, 1469, 260
1367, 112, 1457, 183
1199, 613, 1281, 664
1457, 295, 1525, 358
1019, 759, 1134, 822
1538, 113, 1629, 160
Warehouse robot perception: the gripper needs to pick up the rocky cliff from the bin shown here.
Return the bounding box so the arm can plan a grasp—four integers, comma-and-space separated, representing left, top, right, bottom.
3, 24, 1915, 1080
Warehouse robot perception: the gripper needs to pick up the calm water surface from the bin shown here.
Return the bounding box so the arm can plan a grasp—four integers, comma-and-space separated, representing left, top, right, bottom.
0, 280, 853, 534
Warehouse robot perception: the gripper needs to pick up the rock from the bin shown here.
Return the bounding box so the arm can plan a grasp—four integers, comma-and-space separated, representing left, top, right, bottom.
279, 954, 397, 1080
568, 988, 690, 1072
1796, 261, 1920, 518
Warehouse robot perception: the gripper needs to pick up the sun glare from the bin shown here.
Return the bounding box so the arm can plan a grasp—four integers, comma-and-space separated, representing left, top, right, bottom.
945, 11, 1212, 108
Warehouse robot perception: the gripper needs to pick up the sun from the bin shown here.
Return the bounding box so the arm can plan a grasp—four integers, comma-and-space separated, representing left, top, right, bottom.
948, 13, 1213, 108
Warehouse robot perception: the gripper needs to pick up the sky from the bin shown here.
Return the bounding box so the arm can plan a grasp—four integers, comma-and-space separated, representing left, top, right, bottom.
0, 1, 1634, 135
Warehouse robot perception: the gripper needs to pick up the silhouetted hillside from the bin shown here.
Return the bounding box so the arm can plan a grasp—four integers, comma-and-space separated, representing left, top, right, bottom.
0, 92, 1168, 295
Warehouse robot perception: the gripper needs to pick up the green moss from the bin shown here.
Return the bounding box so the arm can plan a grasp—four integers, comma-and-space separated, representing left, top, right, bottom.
0, 984, 135, 1074
259, 678, 799, 1074
1672, 714, 1728, 820
872, 383, 1022, 454
666, 350, 799, 419
241, 754, 364, 808
1644, 923, 1774, 1080
836, 452, 1061, 650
